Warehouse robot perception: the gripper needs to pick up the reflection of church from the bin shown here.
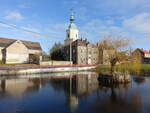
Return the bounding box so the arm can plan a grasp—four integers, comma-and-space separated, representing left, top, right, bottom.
49, 73, 99, 112
63, 13, 99, 65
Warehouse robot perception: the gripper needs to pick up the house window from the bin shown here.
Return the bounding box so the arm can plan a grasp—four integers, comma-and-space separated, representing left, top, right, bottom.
73, 49, 75, 53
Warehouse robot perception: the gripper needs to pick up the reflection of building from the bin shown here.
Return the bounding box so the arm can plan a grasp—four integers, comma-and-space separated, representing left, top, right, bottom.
63, 13, 99, 65
0, 79, 34, 96
0, 78, 43, 97
133, 48, 150, 64
0, 37, 42, 64
72, 74, 99, 96
67, 95, 78, 113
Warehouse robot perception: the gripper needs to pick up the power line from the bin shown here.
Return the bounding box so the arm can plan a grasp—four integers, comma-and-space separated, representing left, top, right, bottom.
0, 20, 48, 37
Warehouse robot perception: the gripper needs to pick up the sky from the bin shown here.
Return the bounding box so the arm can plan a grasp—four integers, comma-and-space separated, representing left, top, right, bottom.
0, 0, 150, 53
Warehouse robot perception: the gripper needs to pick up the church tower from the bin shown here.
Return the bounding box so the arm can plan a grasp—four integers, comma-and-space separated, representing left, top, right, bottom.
64, 12, 79, 45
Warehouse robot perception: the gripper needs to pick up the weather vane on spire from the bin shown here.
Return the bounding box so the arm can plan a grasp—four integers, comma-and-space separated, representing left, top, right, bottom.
70, 8, 75, 15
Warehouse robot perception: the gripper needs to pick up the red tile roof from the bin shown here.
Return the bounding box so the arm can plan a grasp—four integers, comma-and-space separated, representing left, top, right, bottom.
139, 49, 150, 54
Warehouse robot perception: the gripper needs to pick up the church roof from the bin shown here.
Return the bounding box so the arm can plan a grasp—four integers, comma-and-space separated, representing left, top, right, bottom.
0, 37, 42, 50
68, 23, 77, 29
68, 13, 77, 29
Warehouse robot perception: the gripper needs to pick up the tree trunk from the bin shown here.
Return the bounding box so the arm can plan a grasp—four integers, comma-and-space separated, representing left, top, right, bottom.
110, 64, 115, 74
110, 58, 118, 74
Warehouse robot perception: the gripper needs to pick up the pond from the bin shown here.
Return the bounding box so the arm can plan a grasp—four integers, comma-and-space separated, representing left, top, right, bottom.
0, 72, 150, 113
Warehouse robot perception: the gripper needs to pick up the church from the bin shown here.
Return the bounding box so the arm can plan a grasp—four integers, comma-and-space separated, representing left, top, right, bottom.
63, 13, 99, 65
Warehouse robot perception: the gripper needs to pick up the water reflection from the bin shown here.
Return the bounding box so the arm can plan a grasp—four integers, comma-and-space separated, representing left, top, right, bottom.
49, 73, 99, 112
133, 76, 146, 85
0, 72, 149, 113
95, 81, 141, 113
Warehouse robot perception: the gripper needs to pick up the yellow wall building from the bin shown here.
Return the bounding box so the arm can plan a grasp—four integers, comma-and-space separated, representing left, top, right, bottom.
0, 37, 42, 64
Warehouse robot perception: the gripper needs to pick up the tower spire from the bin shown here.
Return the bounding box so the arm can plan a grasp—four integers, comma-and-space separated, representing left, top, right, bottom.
64, 9, 79, 45
70, 9, 75, 23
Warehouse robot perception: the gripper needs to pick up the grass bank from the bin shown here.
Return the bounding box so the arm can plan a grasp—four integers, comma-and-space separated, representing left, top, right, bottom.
94, 64, 150, 75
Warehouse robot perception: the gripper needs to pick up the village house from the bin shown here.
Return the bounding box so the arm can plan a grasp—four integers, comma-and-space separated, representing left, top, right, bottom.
133, 48, 150, 64
0, 37, 42, 64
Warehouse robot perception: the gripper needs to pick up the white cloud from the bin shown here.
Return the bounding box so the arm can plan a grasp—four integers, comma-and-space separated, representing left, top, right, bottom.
80, 19, 130, 43
78, 11, 150, 48
79, 0, 150, 17
123, 13, 150, 34
4, 11, 24, 21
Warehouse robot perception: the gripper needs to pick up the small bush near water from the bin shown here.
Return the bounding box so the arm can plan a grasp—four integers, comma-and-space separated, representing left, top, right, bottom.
95, 64, 150, 76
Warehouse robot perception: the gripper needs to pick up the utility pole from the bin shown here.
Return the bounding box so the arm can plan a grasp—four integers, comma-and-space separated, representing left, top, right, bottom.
70, 39, 72, 66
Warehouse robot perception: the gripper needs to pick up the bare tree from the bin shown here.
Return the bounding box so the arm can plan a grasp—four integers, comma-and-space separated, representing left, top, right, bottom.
98, 36, 131, 73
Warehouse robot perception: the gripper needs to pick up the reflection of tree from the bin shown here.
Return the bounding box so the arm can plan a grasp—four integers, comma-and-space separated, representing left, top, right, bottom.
25, 78, 42, 93
133, 76, 146, 85
49, 78, 70, 92
93, 83, 141, 113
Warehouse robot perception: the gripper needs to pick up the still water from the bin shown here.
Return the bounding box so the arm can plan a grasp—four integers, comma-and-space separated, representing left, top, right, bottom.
0, 72, 150, 113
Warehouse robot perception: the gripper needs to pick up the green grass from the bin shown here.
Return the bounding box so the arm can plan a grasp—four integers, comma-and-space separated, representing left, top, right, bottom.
140, 64, 150, 72
94, 65, 111, 72
95, 64, 150, 75
0, 60, 4, 65
0, 61, 37, 66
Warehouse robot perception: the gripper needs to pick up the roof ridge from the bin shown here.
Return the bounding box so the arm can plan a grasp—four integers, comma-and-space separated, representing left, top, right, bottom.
0, 37, 42, 50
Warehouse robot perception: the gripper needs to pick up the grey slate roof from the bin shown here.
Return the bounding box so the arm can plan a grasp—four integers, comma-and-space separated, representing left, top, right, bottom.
0, 37, 42, 50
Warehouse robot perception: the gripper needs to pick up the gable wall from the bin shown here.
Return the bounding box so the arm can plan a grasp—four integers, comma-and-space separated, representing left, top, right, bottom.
28, 49, 42, 55
5, 40, 29, 64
